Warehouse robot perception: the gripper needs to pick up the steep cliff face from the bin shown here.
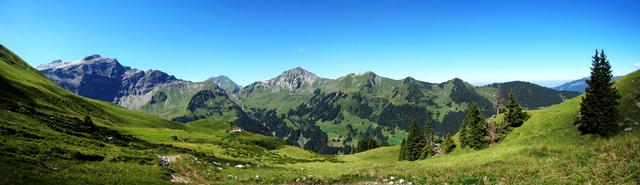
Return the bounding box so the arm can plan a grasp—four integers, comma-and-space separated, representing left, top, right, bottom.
37, 55, 179, 105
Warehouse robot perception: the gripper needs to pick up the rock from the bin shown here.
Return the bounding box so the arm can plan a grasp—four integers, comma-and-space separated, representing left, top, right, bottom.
399, 179, 405, 184
624, 127, 632, 132
37, 55, 179, 104
160, 156, 171, 167
170, 175, 190, 184
234, 164, 245, 169
212, 161, 221, 166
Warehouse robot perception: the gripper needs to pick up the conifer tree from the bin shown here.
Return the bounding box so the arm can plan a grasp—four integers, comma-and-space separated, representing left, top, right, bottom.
419, 120, 435, 160
356, 137, 379, 152
398, 138, 407, 160
504, 92, 530, 128
575, 49, 620, 137
460, 102, 488, 149
398, 119, 425, 161
440, 134, 455, 154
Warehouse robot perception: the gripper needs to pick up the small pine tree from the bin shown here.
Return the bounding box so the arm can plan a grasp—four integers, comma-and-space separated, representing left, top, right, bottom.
398, 138, 407, 160
83, 116, 93, 125
504, 92, 530, 128
575, 49, 621, 137
419, 143, 435, 160
460, 102, 488, 149
356, 138, 379, 152
440, 134, 455, 154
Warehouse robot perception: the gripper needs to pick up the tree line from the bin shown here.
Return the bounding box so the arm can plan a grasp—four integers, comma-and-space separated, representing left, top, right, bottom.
398, 49, 622, 160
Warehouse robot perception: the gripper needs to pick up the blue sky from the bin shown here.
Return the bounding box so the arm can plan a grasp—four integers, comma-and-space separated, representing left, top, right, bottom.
1, 0, 639, 86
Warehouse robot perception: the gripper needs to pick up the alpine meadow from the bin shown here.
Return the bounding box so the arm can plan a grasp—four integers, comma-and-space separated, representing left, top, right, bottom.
1, 0, 639, 184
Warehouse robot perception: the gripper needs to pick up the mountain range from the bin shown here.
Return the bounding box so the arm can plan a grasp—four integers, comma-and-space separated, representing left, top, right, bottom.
38, 55, 581, 154
3, 44, 640, 184
553, 76, 621, 92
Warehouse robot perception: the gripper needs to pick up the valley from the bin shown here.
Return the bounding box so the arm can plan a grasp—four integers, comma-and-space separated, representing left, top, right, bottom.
1, 43, 639, 184
38, 55, 580, 154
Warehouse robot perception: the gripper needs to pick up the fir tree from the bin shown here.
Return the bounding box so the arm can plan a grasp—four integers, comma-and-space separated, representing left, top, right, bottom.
504, 92, 530, 128
440, 134, 456, 154
356, 137, 379, 152
419, 120, 435, 160
398, 138, 407, 160
399, 119, 425, 161
419, 142, 435, 160
575, 49, 620, 137
460, 102, 488, 149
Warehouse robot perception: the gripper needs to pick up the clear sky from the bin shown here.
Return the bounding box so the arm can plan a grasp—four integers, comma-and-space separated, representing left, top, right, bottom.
1, 0, 639, 86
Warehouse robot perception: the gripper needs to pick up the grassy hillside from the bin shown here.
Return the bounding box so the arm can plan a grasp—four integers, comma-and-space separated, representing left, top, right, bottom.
2, 42, 638, 184
0, 44, 326, 184
199, 70, 638, 184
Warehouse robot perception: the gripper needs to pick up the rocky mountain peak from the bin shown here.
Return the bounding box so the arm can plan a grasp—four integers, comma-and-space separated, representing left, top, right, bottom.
267, 67, 320, 90
37, 54, 121, 71
208, 75, 241, 93
83, 54, 102, 61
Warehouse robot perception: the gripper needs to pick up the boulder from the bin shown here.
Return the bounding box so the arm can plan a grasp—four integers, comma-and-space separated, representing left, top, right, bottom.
160, 156, 171, 167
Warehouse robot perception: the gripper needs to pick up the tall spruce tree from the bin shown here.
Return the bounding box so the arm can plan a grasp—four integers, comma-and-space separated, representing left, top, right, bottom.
419, 120, 435, 160
575, 49, 620, 137
504, 92, 530, 128
460, 102, 488, 149
399, 119, 425, 161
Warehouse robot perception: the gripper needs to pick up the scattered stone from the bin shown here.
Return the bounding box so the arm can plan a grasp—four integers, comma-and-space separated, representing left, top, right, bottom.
160, 156, 171, 167
399, 179, 405, 184
234, 164, 245, 169
217, 167, 223, 170
624, 127, 633, 132
212, 161, 221, 166
170, 175, 190, 184
171, 136, 188, 142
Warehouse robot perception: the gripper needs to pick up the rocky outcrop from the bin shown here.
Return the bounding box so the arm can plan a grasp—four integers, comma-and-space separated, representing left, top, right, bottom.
207, 75, 241, 94
38, 55, 179, 105
242, 67, 328, 93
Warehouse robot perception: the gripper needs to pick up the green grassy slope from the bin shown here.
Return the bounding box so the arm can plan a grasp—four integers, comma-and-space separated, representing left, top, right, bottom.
3, 41, 638, 184
0, 44, 328, 184
210, 70, 639, 184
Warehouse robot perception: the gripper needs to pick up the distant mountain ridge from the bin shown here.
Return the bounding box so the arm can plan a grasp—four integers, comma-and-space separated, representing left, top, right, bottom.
38, 55, 581, 154
553, 76, 621, 92
38, 55, 241, 109
37, 55, 180, 104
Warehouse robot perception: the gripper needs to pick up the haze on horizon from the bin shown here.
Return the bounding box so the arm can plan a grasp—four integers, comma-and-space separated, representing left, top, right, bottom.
1, 0, 639, 86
